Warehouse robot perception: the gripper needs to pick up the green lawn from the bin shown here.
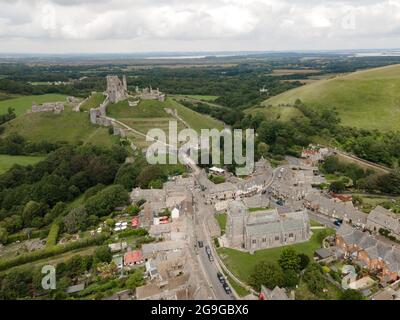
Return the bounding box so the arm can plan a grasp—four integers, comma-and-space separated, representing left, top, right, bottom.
217, 228, 335, 283
0, 94, 68, 116
3, 108, 117, 147
215, 213, 227, 234
80, 92, 105, 111
0, 154, 45, 174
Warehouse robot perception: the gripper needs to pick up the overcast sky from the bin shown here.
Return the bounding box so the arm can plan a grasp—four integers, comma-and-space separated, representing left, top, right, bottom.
0, 0, 400, 53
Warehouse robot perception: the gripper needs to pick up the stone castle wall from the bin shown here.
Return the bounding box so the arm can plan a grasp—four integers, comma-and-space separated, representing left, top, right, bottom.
32, 102, 64, 114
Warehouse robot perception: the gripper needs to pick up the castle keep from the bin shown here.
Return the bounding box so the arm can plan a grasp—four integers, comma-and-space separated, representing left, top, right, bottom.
106, 75, 127, 103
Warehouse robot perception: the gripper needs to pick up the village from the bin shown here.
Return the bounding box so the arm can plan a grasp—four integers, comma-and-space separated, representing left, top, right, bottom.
8, 74, 400, 301
49, 143, 399, 301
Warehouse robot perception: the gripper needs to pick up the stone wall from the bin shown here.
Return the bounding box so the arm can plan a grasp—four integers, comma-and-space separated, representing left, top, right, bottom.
89, 96, 110, 125
31, 102, 64, 114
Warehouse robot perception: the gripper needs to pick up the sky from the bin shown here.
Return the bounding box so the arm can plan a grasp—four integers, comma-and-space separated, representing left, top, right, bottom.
0, 0, 400, 53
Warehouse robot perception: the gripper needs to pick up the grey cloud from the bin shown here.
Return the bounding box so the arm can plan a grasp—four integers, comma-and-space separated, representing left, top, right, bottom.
0, 0, 399, 52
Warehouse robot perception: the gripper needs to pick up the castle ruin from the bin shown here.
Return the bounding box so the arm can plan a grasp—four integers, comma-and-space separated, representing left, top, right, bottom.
31, 102, 64, 114
106, 75, 127, 103
135, 86, 165, 102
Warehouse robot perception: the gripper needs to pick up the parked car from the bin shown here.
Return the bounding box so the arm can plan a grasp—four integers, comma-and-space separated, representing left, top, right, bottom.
208, 253, 214, 262
334, 220, 342, 227
205, 245, 211, 255
198, 241, 204, 248
223, 283, 232, 294
217, 272, 225, 283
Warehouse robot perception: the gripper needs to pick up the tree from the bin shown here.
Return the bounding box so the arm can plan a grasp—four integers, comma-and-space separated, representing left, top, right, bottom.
63, 206, 88, 234
136, 165, 166, 188
114, 163, 141, 190
44, 201, 67, 225
105, 218, 115, 227
94, 246, 112, 264
249, 261, 284, 291
85, 184, 129, 217
329, 180, 346, 193
298, 253, 310, 270
21, 201, 47, 227
283, 269, 299, 288
303, 263, 327, 296
126, 269, 145, 288
340, 289, 364, 300
278, 248, 301, 272
0, 227, 8, 244
257, 142, 269, 158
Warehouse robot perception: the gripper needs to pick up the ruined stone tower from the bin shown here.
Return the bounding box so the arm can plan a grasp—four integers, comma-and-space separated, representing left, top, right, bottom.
106, 75, 127, 103
122, 75, 127, 92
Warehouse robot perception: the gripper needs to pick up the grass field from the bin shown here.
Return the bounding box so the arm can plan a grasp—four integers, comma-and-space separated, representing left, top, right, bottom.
259, 64, 400, 131
217, 228, 335, 283
0, 155, 45, 174
3, 108, 117, 146
0, 94, 68, 116
80, 92, 105, 111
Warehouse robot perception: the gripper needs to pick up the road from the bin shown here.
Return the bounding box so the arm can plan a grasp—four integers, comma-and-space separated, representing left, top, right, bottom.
307, 210, 339, 230
192, 189, 235, 300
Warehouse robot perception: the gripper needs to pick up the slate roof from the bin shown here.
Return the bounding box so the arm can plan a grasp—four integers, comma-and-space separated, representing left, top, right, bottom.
245, 209, 308, 237
368, 206, 400, 235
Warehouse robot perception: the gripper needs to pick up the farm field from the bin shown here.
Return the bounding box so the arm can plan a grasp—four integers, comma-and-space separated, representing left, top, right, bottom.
2, 108, 117, 147
259, 64, 400, 131
0, 94, 68, 116
0, 154, 45, 174
217, 228, 334, 284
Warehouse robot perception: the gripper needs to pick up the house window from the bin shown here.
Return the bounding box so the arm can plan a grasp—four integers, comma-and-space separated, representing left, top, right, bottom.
262, 238, 267, 243
289, 233, 293, 238
275, 236, 279, 241
252, 239, 256, 244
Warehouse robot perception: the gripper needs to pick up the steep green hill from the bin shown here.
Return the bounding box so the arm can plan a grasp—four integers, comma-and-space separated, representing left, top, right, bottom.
252, 64, 400, 131
2, 107, 117, 147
